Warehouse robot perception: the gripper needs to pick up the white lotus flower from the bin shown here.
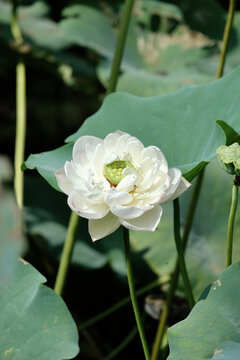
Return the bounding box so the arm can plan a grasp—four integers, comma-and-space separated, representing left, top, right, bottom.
55, 131, 191, 241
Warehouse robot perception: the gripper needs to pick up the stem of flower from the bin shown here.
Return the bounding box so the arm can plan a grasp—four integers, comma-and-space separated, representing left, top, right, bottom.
11, 2, 26, 209
123, 227, 150, 360
54, 212, 79, 295
106, 0, 135, 95
226, 179, 239, 267
216, 0, 236, 79
173, 199, 195, 308
78, 276, 169, 331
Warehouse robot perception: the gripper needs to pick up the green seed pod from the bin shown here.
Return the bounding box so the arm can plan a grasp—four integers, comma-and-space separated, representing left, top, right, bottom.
216, 143, 240, 175
104, 160, 136, 186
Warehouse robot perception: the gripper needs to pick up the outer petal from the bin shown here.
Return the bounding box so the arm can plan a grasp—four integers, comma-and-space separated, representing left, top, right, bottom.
55, 167, 73, 195
110, 202, 153, 219
68, 191, 109, 219
157, 168, 182, 203
163, 176, 191, 203
120, 205, 162, 231
89, 213, 121, 241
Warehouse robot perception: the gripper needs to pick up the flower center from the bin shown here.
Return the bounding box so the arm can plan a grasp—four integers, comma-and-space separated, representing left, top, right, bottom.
104, 160, 136, 186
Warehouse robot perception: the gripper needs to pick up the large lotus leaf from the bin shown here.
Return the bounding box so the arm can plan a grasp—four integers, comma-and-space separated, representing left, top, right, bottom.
0, 258, 79, 360
167, 262, 240, 360
0, 156, 26, 295
131, 160, 240, 298
24, 67, 240, 189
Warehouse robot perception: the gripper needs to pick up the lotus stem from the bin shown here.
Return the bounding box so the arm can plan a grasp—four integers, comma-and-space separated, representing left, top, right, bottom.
54, 212, 79, 295
123, 227, 150, 360
226, 178, 239, 267
216, 0, 236, 79
106, 0, 135, 94
11, 2, 26, 209
173, 199, 195, 308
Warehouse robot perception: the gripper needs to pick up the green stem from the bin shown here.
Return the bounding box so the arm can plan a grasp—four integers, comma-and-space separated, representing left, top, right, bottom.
54, 212, 79, 295
123, 227, 150, 360
11, 2, 26, 209
226, 180, 239, 267
106, 0, 134, 95
103, 326, 138, 360
216, 0, 236, 79
78, 276, 169, 331
14, 60, 26, 209
151, 271, 178, 360
173, 199, 195, 308
151, 171, 204, 360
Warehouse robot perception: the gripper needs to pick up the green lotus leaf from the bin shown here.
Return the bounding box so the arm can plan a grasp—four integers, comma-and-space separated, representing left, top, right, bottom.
0, 258, 79, 360
168, 262, 240, 360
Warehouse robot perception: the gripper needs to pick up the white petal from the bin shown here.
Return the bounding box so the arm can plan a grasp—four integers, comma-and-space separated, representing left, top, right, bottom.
120, 205, 162, 231
73, 136, 102, 164
123, 140, 144, 164
142, 146, 168, 173
91, 143, 106, 176
164, 176, 191, 203
105, 189, 133, 206
104, 132, 122, 152
55, 167, 73, 195
110, 202, 153, 219
89, 213, 121, 241
135, 172, 170, 204
64, 161, 82, 186
68, 191, 109, 219
156, 168, 182, 203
